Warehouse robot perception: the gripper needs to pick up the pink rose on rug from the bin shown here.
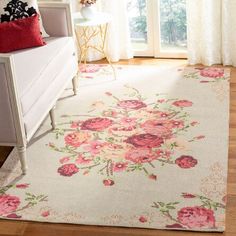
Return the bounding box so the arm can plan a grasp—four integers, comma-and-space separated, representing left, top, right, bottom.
75, 155, 92, 165
83, 141, 106, 155
125, 133, 164, 148
79, 64, 100, 73
64, 132, 90, 147
125, 148, 157, 164
118, 100, 147, 110
15, 183, 29, 189
141, 120, 173, 138
139, 216, 148, 223
177, 206, 216, 228
81, 118, 113, 131
200, 68, 224, 78
172, 100, 193, 107
0, 194, 20, 216
113, 162, 128, 172
175, 155, 198, 169
103, 179, 114, 186
57, 164, 79, 177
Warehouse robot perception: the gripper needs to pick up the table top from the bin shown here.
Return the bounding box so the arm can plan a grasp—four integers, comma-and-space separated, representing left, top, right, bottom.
73, 12, 112, 27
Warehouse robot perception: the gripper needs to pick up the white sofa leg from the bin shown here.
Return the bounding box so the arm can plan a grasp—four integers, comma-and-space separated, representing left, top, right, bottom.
72, 76, 78, 95
17, 146, 27, 175
49, 106, 56, 130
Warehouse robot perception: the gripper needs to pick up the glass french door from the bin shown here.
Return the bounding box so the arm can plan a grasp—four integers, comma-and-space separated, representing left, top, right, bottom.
128, 0, 187, 58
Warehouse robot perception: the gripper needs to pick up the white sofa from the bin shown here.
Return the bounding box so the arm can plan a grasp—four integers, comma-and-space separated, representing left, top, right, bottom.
0, 2, 78, 174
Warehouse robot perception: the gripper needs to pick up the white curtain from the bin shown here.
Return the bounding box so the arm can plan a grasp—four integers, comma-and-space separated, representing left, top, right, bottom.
100, 0, 133, 62
187, 0, 236, 66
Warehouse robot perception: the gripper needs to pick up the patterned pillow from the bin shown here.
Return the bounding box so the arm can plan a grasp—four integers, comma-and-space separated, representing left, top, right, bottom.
0, 0, 49, 37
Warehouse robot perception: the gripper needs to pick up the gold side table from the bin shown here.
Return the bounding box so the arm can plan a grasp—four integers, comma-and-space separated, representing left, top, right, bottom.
73, 12, 116, 79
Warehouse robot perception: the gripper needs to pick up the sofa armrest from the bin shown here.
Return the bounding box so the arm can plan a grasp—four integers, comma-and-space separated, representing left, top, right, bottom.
39, 2, 74, 37
0, 55, 26, 146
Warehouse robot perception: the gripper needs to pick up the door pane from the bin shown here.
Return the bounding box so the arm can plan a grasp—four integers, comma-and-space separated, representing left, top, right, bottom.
127, 0, 148, 51
159, 0, 187, 52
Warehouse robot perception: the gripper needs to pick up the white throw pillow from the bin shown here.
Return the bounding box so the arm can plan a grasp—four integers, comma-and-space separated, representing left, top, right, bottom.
0, 0, 49, 37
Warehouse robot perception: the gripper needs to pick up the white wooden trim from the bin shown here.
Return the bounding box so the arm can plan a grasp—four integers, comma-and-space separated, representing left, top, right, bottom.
0, 56, 26, 147
38, 2, 74, 37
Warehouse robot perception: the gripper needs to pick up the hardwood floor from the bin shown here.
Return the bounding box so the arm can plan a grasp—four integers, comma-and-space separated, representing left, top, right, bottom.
0, 58, 235, 236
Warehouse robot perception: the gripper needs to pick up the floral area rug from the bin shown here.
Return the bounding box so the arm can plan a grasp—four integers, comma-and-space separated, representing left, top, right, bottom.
0, 65, 230, 232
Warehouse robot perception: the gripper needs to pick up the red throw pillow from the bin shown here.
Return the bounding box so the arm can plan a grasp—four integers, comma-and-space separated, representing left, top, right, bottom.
0, 14, 46, 53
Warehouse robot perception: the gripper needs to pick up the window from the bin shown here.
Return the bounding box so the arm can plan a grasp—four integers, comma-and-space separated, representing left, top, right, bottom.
128, 0, 187, 58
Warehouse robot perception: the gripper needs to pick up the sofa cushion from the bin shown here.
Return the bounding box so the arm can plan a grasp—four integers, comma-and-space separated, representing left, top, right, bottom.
0, 0, 49, 37
12, 37, 76, 116
0, 14, 45, 53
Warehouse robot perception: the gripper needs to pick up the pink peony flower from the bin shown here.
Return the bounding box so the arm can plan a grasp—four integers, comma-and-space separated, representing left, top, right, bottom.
79, 64, 100, 73
118, 100, 147, 110
139, 216, 148, 223
200, 68, 224, 79
177, 206, 216, 228
15, 183, 29, 189
0, 194, 20, 216
182, 193, 196, 198
57, 164, 79, 177
125, 134, 164, 148
113, 162, 128, 172
125, 148, 157, 164
103, 179, 114, 186
41, 210, 50, 217
64, 132, 90, 147
59, 157, 70, 164
175, 155, 198, 169
172, 100, 193, 107
81, 118, 113, 131
83, 141, 106, 155
141, 120, 173, 138
75, 155, 92, 165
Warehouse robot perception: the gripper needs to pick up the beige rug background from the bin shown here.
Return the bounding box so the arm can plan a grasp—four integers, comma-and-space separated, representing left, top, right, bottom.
0, 65, 229, 232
